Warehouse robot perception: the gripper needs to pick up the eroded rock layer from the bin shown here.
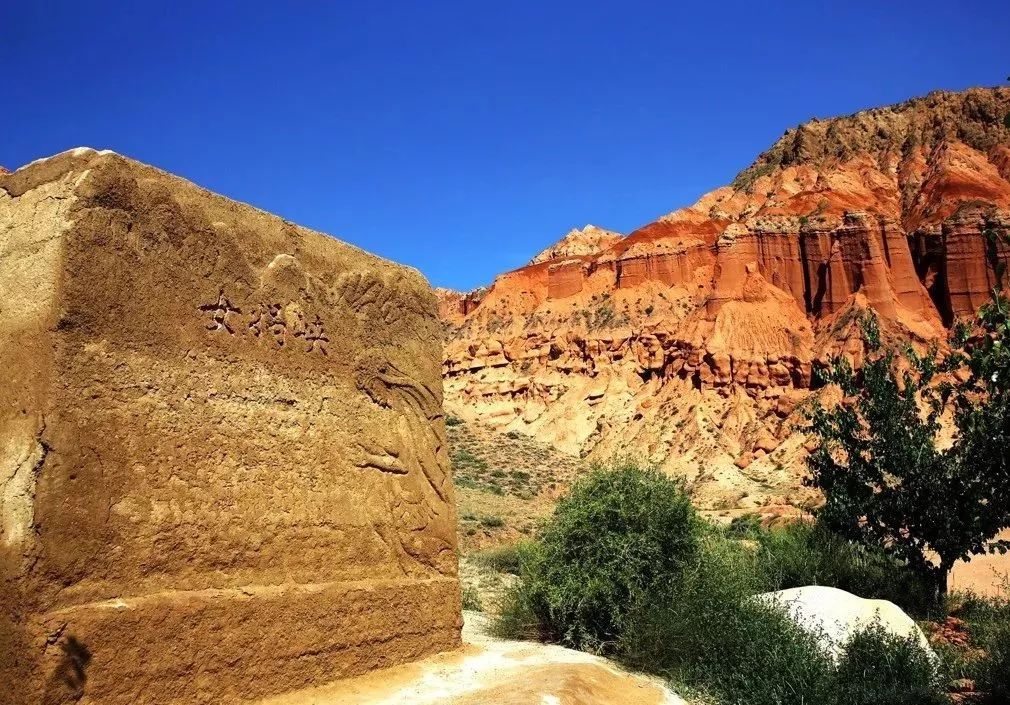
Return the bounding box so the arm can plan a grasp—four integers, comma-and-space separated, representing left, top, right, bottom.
441, 87, 1010, 509
0, 149, 460, 705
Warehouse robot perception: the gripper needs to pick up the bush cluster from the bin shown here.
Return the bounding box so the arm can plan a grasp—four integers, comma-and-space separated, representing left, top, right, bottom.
743, 519, 937, 616
958, 591, 1010, 702
494, 463, 953, 705
497, 462, 699, 652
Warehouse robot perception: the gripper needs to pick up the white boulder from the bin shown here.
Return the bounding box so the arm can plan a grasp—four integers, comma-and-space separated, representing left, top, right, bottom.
755, 585, 935, 660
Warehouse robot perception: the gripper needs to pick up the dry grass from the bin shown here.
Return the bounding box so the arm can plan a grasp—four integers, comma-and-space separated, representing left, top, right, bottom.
449, 418, 582, 554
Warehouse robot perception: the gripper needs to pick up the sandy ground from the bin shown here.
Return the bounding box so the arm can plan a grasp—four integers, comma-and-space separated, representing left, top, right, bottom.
254, 613, 685, 705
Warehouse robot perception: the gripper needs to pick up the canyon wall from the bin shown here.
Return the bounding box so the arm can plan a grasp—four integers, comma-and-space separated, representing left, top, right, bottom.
441, 87, 1010, 510
0, 149, 460, 705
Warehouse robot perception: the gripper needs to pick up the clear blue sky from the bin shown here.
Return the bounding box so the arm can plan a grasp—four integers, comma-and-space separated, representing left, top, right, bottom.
3, 2, 1008, 290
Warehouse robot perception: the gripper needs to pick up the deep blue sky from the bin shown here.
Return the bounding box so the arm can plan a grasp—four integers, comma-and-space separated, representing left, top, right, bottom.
3, 2, 1008, 290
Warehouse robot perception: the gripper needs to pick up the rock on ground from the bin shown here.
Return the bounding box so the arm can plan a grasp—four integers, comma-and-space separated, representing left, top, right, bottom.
756, 586, 935, 660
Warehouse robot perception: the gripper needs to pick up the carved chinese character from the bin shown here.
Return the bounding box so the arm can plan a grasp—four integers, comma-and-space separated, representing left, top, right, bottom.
199, 290, 241, 334
286, 305, 308, 338
301, 315, 329, 355
248, 303, 288, 347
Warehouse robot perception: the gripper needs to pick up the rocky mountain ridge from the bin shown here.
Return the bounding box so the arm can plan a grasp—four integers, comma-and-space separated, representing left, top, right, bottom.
528, 224, 623, 265
439, 87, 1010, 510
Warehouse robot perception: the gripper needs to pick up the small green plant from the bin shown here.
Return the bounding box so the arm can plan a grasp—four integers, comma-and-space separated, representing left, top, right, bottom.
976, 621, 1010, 701
445, 415, 463, 427
454, 476, 481, 490
959, 589, 1010, 702
509, 470, 530, 482
461, 584, 483, 612
471, 541, 535, 575
726, 513, 764, 539
834, 622, 947, 705
451, 448, 488, 471
479, 515, 504, 529
731, 161, 777, 194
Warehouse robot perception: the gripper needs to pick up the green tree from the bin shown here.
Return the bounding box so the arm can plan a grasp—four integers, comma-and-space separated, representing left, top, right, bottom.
806, 223, 1010, 598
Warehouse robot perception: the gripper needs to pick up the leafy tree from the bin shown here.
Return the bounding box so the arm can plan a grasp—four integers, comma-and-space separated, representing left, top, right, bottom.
806, 223, 1010, 598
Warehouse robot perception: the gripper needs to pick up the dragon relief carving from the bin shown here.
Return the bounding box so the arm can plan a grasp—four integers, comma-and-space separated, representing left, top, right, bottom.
353, 350, 453, 575
333, 270, 409, 328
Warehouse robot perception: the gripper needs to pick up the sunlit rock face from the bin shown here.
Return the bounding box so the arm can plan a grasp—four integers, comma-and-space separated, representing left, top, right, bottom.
442, 87, 1010, 510
0, 149, 460, 705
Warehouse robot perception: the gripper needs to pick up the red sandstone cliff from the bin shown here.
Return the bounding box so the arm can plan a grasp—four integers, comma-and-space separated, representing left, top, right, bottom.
442, 87, 1010, 510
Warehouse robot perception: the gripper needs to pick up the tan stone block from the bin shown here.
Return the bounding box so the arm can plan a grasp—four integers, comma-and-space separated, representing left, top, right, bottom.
0, 150, 460, 705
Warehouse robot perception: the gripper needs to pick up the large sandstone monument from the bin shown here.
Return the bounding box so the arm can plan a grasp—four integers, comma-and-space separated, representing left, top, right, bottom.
0, 149, 460, 705
441, 87, 1010, 511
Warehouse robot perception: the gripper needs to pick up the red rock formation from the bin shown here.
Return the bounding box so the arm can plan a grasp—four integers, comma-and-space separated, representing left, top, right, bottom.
529, 224, 622, 264
443, 87, 1010, 509
435, 286, 486, 326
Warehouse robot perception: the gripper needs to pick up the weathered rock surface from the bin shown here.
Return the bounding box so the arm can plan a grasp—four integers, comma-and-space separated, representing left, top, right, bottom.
442, 87, 1010, 510
254, 612, 685, 705
756, 586, 935, 660
0, 148, 460, 705
435, 286, 487, 327
528, 224, 623, 265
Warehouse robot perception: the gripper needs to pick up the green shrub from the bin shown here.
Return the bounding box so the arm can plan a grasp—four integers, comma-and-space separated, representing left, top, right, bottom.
834, 622, 947, 705
755, 521, 935, 616
726, 512, 764, 539
451, 448, 487, 470
960, 591, 1010, 702
622, 535, 835, 705
445, 415, 463, 427
492, 546, 546, 641
455, 476, 481, 490
461, 584, 483, 612
479, 515, 504, 529
976, 622, 1010, 702
494, 462, 701, 653
624, 559, 947, 705
494, 464, 948, 702
471, 541, 534, 575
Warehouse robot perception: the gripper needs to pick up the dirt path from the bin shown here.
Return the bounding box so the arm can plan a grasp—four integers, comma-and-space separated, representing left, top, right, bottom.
254, 613, 685, 705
